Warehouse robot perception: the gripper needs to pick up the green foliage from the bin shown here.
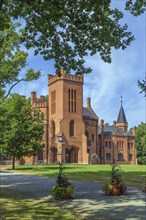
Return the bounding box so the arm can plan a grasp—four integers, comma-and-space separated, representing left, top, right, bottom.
103, 164, 127, 196
111, 164, 122, 184
51, 163, 75, 200
135, 122, 146, 165
138, 79, 146, 97
0, 0, 145, 75
51, 184, 75, 200
0, 94, 44, 169
0, 19, 40, 98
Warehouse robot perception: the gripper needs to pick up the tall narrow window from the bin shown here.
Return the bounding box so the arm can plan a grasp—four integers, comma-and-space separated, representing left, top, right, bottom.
92, 134, 94, 142
70, 120, 74, 136
109, 141, 111, 149
74, 90, 76, 113
68, 89, 70, 112
51, 90, 56, 114
68, 89, 76, 113
52, 120, 55, 138
71, 89, 73, 112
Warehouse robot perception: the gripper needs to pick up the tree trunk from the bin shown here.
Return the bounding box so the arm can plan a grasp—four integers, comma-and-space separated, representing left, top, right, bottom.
12, 156, 15, 169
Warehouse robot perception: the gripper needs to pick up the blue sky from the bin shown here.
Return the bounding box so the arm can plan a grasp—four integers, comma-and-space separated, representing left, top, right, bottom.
10, 1, 145, 129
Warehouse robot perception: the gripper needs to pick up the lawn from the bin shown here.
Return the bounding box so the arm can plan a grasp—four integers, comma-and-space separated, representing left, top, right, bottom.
0, 188, 85, 220
4, 164, 146, 188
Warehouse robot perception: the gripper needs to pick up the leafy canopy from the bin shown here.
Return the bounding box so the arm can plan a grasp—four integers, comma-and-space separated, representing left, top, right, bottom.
0, 18, 41, 98
135, 122, 146, 165
0, 94, 44, 168
0, 0, 145, 75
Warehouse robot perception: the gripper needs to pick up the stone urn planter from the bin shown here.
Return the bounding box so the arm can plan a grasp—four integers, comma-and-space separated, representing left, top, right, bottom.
103, 164, 127, 196
112, 184, 121, 196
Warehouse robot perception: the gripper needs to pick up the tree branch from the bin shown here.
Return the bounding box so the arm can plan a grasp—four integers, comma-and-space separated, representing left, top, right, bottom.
4, 78, 25, 99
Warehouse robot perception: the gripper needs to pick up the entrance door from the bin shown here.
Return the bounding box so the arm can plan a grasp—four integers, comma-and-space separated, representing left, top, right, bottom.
70, 147, 78, 163
51, 148, 57, 163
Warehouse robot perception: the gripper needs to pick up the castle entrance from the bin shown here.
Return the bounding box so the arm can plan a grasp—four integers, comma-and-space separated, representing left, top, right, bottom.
65, 147, 78, 163
51, 147, 57, 163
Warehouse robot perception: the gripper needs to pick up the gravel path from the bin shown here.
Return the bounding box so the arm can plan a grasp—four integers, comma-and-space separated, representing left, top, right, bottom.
1, 170, 146, 220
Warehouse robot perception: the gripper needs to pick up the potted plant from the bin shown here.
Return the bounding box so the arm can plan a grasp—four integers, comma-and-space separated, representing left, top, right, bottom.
51, 163, 75, 200
103, 164, 127, 196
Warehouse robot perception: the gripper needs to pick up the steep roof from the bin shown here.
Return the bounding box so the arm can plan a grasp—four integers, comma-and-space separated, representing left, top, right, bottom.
117, 104, 127, 123
98, 125, 134, 136
83, 107, 97, 120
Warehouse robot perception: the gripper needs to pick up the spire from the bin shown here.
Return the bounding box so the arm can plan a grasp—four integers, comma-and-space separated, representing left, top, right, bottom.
117, 97, 127, 123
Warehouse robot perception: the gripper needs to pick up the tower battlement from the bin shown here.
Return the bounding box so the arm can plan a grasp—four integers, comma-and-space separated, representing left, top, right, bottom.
31, 92, 48, 107
48, 69, 83, 85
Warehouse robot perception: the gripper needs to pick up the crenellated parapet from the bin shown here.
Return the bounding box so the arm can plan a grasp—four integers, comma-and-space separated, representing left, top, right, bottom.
31, 91, 48, 107
48, 69, 83, 86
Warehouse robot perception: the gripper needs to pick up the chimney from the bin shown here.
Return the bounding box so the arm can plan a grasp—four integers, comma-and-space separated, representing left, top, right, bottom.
40, 95, 45, 102
87, 98, 91, 108
31, 92, 36, 104
113, 121, 116, 126
131, 126, 137, 136
100, 119, 104, 130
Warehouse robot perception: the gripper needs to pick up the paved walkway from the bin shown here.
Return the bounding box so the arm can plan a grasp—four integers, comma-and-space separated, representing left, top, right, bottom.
0, 170, 146, 220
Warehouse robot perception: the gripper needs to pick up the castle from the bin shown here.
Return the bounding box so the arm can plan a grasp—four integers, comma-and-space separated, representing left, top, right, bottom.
24, 69, 136, 165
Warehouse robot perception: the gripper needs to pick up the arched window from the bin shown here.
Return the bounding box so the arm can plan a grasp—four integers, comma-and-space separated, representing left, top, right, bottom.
70, 120, 74, 136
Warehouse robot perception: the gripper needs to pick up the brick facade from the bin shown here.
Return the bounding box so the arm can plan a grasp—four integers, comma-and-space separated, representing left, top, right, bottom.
23, 70, 136, 165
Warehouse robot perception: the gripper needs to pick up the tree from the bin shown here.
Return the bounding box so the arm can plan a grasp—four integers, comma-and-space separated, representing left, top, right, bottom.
135, 122, 146, 165
0, 0, 145, 75
138, 79, 146, 97
0, 94, 44, 169
0, 18, 40, 98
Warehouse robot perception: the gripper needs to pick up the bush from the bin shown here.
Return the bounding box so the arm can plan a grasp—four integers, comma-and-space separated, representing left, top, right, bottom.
51, 163, 75, 200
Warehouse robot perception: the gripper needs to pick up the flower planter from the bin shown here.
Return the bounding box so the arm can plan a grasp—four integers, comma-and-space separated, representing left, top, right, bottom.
112, 184, 121, 196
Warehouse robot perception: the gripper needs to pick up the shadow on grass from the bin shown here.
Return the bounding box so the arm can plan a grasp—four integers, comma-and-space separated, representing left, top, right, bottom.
1, 171, 146, 220
1, 189, 84, 220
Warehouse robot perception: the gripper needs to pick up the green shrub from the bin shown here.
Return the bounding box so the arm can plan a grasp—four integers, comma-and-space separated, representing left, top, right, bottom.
51, 163, 75, 200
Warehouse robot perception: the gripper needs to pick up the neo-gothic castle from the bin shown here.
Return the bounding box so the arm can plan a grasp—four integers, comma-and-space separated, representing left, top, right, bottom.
23, 69, 136, 165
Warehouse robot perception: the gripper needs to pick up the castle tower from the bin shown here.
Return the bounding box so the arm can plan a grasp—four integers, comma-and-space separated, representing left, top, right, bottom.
116, 96, 128, 131
48, 69, 88, 164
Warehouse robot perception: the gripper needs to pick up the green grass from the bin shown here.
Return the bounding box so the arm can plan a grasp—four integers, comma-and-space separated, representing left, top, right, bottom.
0, 188, 85, 220
4, 164, 146, 188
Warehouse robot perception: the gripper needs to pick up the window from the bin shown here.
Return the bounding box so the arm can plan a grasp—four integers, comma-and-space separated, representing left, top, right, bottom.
106, 153, 111, 160
92, 134, 94, 142
51, 120, 55, 138
87, 149, 90, 154
105, 141, 108, 147
70, 120, 74, 136
38, 151, 43, 160
74, 90, 76, 113
128, 142, 130, 149
51, 90, 56, 114
109, 141, 111, 149
68, 89, 70, 112
118, 153, 123, 161
68, 89, 76, 113
129, 154, 133, 161
131, 143, 133, 148
85, 130, 89, 138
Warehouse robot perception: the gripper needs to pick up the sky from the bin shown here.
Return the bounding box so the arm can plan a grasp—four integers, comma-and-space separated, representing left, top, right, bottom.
10, 1, 146, 129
